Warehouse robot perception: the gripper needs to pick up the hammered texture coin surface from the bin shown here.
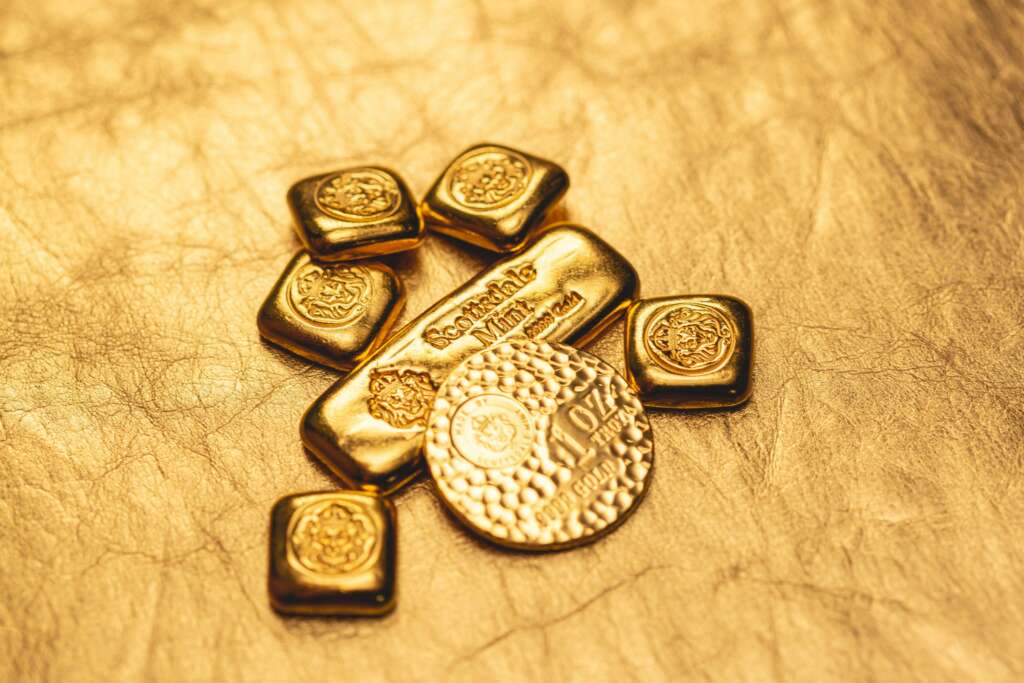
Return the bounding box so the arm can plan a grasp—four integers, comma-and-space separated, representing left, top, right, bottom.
424, 340, 654, 550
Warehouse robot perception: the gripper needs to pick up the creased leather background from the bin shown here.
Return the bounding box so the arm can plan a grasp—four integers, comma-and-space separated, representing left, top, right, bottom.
2, 1, 1023, 681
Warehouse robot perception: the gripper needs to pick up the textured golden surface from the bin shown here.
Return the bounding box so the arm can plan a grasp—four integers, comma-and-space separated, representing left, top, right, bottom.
421, 143, 569, 252
1, 1, 1023, 680
257, 251, 404, 370
287, 166, 423, 261
626, 295, 753, 408
425, 341, 653, 550
268, 491, 396, 616
302, 225, 638, 494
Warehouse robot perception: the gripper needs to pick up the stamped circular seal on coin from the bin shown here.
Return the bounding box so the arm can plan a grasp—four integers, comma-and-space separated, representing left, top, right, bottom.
450, 393, 534, 469
287, 262, 371, 327
315, 169, 401, 221
644, 302, 736, 374
424, 340, 654, 551
287, 499, 378, 575
448, 148, 531, 209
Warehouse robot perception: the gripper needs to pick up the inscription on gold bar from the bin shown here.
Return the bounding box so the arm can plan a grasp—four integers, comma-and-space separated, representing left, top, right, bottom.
314, 169, 401, 221
301, 225, 639, 494
366, 368, 437, 429
424, 341, 654, 550
287, 262, 372, 327
448, 148, 531, 209
288, 498, 378, 574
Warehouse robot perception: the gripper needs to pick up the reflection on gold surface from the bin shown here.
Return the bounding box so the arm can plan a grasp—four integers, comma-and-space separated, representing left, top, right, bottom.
302, 225, 638, 494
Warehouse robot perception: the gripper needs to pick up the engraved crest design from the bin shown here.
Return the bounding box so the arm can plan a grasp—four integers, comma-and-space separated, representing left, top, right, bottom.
644, 303, 736, 374
315, 169, 401, 221
288, 499, 377, 575
450, 394, 533, 469
448, 149, 531, 209
367, 368, 437, 429
287, 262, 371, 327
474, 414, 516, 452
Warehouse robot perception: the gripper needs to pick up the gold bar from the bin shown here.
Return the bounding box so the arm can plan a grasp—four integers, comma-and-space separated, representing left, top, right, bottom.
288, 166, 424, 261
301, 224, 640, 494
268, 491, 396, 616
624, 295, 753, 408
257, 250, 405, 370
420, 143, 569, 253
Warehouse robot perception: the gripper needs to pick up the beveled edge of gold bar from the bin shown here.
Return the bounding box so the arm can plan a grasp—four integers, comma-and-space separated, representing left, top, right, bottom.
420, 142, 570, 253
287, 165, 426, 262
624, 294, 754, 409
301, 223, 641, 495
268, 490, 397, 617
256, 252, 407, 371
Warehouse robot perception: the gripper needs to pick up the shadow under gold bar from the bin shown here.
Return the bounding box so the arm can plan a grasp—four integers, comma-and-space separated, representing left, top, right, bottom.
301, 224, 640, 494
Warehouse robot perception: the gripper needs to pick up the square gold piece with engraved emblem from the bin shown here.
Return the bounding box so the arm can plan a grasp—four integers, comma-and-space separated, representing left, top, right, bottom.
268, 491, 397, 616
257, 250, 404, 370
288, 166, 423, 261
421, 143, 569, 253
625, 295, 753, 409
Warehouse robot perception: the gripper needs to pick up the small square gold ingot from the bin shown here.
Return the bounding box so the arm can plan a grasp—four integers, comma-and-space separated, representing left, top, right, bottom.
420, 143, 569, 252
287, 166, 423, 261
268, 491, 396, 616
257, 251, 404, 370
625, 295, 753, 409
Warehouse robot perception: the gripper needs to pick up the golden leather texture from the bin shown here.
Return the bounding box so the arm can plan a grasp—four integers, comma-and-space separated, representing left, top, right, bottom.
1, 0, 1022, 681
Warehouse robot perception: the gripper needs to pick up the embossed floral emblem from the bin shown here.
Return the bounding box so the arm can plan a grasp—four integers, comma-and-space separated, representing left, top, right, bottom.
288, 499, 377, 574
448, 149, 531, 208
315, 169, 401, 221
367, 368, 437, 428
644, 303, 736, 374
288, 263, 371, 327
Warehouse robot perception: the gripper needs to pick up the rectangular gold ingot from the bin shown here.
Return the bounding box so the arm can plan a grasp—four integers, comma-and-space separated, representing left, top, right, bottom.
624, 295, 753, 408
301, 224, 640, 493
257, 251, 405, 370
268, 491, 396, 616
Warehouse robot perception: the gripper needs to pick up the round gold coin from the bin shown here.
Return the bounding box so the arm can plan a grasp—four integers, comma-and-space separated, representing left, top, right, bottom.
424, 340, 654, 550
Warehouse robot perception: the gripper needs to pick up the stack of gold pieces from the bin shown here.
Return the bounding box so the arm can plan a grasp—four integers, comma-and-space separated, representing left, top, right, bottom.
259, 143, 754, 616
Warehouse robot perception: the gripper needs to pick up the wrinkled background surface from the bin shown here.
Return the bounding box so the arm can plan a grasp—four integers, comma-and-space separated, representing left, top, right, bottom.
2, 1, 1023, 681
